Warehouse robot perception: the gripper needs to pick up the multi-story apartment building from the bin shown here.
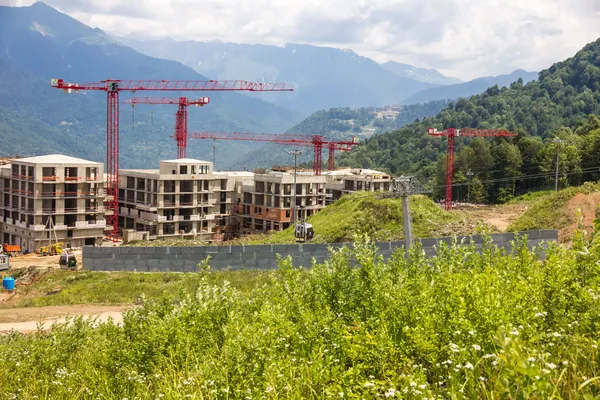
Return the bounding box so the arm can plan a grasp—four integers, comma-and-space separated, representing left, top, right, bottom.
118, 158, 253, 242
235, 172, 327, 234
325, 168, 392, 203
0, 155, 107, 251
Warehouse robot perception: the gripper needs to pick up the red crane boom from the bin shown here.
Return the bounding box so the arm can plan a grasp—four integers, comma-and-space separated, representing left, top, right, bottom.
190, 132, 360, 175
51, 78, 293, 240
428, 127, 518, 210
123, 97, 210, 159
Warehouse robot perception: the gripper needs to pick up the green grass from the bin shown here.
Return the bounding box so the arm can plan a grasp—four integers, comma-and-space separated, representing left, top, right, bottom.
125, 192, 476, 247
0, 268, 271, 309
1, 231, 600, 398
507, 190, 555, 204
508, 182, 600, 232
245, 192, 479, 244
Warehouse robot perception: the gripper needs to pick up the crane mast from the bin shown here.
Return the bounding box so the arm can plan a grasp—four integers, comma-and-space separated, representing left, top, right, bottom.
428, 127, 517, 210
123, 96, 211, 159
51, 78, 292, 240
190, 132, 360, 175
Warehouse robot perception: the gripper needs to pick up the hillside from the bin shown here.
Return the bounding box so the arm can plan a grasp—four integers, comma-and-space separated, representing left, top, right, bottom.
231, 101, 451, 170
0, 2, 303, 168
508, 182, 600, 241
120, 37, 441, 114
338, 38, 600, 204
246, 192, 486, 244
402, 70, 538, 104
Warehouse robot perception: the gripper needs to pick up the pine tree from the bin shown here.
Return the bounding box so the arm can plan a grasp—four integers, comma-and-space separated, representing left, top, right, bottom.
469, 176, 487, 204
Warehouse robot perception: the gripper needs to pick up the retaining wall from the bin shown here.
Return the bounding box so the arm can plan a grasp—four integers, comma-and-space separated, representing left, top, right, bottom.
82, 230, 558, 272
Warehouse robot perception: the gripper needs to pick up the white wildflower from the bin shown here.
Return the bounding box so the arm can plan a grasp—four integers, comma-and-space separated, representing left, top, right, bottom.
479, 376, 487, 382
464, 362, 474, 370
469, 330, 476, 335
472, 344, 481, 351
562, 361, 568, 366
384, 388, 397, 397
546, 363, 557, 370
364, 382, 375, 388
542, 368, 551, 374
418, 384, 427, 390
410, 381, 417, 387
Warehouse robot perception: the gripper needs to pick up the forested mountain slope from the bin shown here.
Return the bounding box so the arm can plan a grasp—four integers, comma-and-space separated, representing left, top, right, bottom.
339, 38, 600, 203
0, 2, 303, 168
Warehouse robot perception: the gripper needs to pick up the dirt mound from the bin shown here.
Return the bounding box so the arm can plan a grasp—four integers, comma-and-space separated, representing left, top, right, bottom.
562, 192, 600, 241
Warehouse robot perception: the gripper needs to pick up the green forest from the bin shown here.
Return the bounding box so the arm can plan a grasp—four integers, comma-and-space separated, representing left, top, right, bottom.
338, 38, 600, 203
287, 100, 451, 137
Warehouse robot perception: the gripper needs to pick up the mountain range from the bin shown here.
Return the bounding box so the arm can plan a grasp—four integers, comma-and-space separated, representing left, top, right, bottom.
401, 69, 539, 104
0, 2, 302, 168
0, 1, 542, 171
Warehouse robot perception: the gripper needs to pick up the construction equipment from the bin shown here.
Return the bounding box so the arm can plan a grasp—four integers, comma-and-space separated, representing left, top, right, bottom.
1, 244, 21, 257
428, 128, 518, 210
295, 221, 314, 242
51, 78, 293, 241
38, 243, 64, 256
36, 216, 63, 256
191, 132, 361, 175
123, 96, 210, 158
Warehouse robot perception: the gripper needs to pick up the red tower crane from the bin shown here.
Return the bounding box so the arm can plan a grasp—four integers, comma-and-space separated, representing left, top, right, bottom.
123, 96, 210, 159
190, 132, 360, 175
428, 127, 518, 210
51, 78, 292, 240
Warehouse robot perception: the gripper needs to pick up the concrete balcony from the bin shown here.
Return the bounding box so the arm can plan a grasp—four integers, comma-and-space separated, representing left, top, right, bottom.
31, 224, 45, 231
75, 220, 106, 229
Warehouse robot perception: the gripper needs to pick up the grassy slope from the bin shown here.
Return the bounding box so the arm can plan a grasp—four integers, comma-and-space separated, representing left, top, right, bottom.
0, 268, 270, 309
125, 192, 487, 247
246, 192, 481, 244
508, 182, 600, 232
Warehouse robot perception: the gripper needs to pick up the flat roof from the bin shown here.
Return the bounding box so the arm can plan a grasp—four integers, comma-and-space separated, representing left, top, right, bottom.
161, 158, 211, 164
325, 168, 388, 176
120, 169, 160, 175
214, 171, 254, 177
13, 154, 102, 165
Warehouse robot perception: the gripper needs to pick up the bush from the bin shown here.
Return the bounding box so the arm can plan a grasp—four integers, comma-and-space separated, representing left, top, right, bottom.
1, 232, 599, 398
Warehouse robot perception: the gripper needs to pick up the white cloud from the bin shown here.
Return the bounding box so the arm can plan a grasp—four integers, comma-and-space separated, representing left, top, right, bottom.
3, 0, 600, 80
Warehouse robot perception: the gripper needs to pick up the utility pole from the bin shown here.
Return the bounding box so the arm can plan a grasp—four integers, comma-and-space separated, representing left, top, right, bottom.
213, 141, 217, 171
289, 150, 302, 223
466, 170, 474, 203
554, 138, 562, 192
379, 176, 430, 257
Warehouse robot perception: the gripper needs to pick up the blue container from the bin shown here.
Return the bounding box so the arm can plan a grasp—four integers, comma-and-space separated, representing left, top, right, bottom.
2, 277, 15, 291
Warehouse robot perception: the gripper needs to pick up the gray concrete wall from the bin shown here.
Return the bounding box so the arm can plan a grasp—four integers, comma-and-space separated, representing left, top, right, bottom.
83, 230, 558, 272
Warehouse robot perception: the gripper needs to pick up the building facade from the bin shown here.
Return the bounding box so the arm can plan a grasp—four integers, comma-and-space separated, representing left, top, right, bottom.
118, 159, 253, 242
235, 172, 327, 234
325, 168, 392, 204
0, 155, 107, 252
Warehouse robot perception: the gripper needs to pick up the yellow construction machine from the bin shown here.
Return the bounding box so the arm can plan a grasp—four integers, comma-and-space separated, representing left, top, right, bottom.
37, 242, 64, 256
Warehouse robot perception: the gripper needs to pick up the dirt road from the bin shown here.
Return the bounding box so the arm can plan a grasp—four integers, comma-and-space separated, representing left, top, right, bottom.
0, 305, 130, 333
454, 203, 530, 232
5, 249, 82, 269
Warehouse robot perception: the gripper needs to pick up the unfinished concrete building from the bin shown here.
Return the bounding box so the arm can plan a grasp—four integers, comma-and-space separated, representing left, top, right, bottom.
0, 155, 107, 251
325, 168, 393, 204
235, 172, 327, 234
118, 159, 253, 242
